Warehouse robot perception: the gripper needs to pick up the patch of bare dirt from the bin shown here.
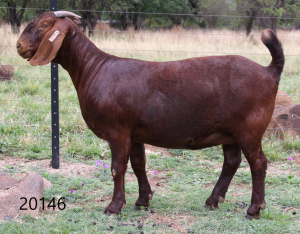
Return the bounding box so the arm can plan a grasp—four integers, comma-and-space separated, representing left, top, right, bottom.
267, 165, 300, 177
0, 156, 97, 177
229, 184, 252, 198
140, 212, 196, 233
0, 145, 170, 179
145, 144, 171, 156
0, 151, 168, 201
125, 172, 163, 188
238, 163, 300, 177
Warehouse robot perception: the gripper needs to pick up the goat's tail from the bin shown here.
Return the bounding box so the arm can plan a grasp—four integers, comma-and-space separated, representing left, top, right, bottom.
261, 29, 285, 80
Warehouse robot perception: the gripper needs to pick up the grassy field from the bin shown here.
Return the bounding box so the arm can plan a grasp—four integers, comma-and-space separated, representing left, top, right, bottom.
0, 25, 300, 233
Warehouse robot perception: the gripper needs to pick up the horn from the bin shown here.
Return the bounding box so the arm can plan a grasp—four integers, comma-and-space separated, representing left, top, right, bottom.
54, 11, 81, 20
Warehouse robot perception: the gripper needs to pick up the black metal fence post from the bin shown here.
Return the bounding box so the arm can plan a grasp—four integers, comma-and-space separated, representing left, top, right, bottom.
50, 0, 59, 169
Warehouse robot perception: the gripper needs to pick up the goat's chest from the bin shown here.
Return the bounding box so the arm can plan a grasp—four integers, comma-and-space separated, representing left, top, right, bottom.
76, 90, 122, 138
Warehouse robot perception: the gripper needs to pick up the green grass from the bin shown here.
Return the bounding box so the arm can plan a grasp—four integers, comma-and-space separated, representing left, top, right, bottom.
1, 30, 300, 233
0, 151, 299, 233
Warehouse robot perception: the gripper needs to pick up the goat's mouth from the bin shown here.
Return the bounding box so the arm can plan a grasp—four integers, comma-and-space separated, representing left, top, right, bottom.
18, 49, 34, 61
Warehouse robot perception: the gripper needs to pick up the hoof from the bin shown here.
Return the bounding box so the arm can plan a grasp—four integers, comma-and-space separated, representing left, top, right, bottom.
104, 208, 121, 216
218, 196, 225, 203
259, 203, 266, 210
205, 204, 217, 210
246, 214, 260, 220
104, 211, 113, 216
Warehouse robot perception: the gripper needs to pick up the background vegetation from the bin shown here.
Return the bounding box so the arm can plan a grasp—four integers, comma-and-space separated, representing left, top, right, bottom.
1, 0, 300, 35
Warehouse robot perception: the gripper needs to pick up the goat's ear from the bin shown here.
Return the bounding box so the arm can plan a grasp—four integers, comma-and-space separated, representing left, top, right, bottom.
29, 21, 69, 66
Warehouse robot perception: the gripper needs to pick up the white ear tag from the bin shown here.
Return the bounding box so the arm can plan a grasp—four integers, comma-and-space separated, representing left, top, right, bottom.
49, 30, 60, 42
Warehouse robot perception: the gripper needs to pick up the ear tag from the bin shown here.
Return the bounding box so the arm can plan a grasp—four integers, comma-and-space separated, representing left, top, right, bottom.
49, 30, 60, 42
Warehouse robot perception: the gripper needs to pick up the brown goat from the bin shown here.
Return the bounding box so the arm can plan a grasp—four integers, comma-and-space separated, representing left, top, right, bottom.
17, 11, 284, 219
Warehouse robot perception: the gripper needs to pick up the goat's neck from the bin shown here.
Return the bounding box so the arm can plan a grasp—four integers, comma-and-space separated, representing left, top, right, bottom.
54, 27, 109, 90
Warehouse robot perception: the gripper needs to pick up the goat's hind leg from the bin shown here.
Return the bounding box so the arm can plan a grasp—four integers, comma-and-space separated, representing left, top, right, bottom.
242, 145, 267, 219
205, 142, 241, 208
130, 143, 153, 210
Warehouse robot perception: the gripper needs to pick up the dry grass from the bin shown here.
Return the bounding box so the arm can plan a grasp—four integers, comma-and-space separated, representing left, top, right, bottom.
89, 27, 300, 74
1, 23, 300, 72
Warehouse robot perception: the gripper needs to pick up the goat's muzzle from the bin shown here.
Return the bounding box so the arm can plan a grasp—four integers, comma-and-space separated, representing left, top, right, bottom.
16, 40, 34, 61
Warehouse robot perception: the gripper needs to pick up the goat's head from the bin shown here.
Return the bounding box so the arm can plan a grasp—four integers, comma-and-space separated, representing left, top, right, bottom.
17, 11, 81, 66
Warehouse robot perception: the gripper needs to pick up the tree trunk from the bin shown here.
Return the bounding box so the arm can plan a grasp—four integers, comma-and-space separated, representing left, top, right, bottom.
271, 17, 277, 33
246, 18, 254, 36
81, 20, 87, 34
8, 0, 29, 33
139, 17, 146, 30
87, 19, 94, 37
148, 16, 153, 29
246, 9, 257, 36
120, 13, 128, 30
8, 2, 18, 33
132, 13, 139, 30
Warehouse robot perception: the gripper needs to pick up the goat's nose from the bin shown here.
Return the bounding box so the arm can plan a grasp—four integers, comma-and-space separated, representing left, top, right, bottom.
16, 43, 21, 49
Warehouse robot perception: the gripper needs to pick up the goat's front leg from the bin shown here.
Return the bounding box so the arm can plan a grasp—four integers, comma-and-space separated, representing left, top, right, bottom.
130, 143, 153, 210
104, 136, 131, 215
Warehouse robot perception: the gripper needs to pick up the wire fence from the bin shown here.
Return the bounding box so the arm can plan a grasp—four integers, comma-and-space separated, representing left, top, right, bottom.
0, 5, 300, 163
2, 28, 300, 39
1, 6, 300, 19
1, 8, 300, 24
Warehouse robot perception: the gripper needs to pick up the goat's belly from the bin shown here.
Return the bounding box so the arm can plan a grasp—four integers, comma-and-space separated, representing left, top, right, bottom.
134, 132, 236, 149
188, 132, 236, 149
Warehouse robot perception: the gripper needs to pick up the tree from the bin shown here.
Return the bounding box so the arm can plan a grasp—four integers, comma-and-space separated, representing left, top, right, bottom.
67, 0, 106, 36
104, 0, 136, 30
0, 0, 30, 33
197, 0, 233, 28
255, 0, 285, 33
104, 0, 160, 30
235, 0, 261, 36
159, 0, 194, 27
103, 0, 194, 30
235, 0, 300, 35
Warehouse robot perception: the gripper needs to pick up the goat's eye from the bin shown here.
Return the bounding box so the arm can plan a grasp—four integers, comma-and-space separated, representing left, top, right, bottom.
41, 24, 47, 29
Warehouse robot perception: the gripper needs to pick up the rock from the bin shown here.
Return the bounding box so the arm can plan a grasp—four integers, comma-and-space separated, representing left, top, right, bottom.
0, 64, 14, 81
291, 154, 300, 166
42, 178, 52, 188
266, 116, 285, 140
0, 171, 44, 220
266, 91, 296, 139
0, 173, 19, 190
267, 105, 300, 139
275, 90, 294, 107
4, 215, 13, 221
